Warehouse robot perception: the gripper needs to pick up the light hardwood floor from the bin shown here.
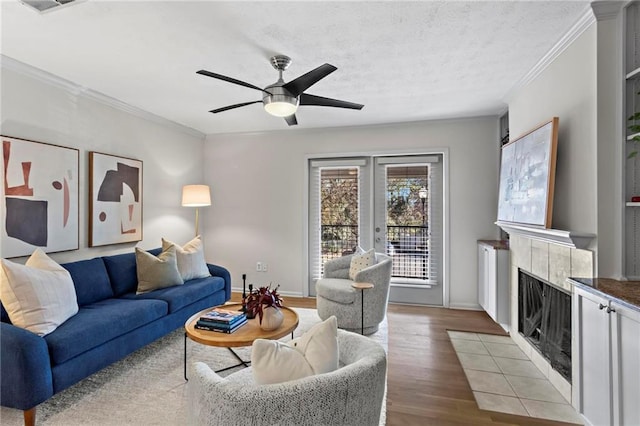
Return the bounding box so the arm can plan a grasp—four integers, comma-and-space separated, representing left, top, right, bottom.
231, 293, 576, 425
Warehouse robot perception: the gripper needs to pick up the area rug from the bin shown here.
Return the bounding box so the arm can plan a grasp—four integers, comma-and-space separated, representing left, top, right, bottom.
0, 308, 388, 425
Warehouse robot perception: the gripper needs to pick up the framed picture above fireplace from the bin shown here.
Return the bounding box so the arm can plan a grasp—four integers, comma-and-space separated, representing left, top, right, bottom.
497, 117, 559, 228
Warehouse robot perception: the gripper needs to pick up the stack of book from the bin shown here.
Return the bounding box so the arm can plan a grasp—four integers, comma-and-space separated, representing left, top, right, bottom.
195, 307, 247, 333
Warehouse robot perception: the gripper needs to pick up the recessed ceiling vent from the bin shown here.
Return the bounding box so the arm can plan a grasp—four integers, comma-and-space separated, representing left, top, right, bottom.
20, 0, 78, 13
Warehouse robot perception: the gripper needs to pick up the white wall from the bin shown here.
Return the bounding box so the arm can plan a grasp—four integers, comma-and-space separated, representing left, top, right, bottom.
594, 13, 624, 279
203, 117, 499, 308
508, 18, 625, 278
508, 26, 598, 234
0, 62, 205, 263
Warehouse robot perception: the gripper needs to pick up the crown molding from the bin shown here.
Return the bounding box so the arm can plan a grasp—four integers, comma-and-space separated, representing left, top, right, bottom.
1, 55, 205, 139
591, 1, 623, 21
503, 7, 596, 103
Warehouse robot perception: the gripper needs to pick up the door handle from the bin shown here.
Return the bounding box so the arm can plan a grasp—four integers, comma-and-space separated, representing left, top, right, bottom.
606, 306, 616, 314
375, 237, 381, 243
598, 303, 606, 310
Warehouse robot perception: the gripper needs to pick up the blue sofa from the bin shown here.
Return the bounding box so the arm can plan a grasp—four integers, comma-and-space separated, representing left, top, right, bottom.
0, 248, 231, 425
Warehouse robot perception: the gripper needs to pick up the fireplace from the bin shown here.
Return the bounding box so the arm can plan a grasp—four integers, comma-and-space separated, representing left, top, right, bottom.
518, 270, 572, 382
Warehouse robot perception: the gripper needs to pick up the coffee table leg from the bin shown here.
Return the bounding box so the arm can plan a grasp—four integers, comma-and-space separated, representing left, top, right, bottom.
184, 332, 188, 381
361, 288, 365, 335
213, 348, 251, 373
228, 348, 250, 368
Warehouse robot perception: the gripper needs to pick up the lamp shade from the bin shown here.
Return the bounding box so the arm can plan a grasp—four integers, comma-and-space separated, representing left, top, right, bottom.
182, 185, 211, 207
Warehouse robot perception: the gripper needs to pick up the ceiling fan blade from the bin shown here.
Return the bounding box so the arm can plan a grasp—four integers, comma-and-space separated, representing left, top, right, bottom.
209, 100, 262, 114
299, 93, 364, 110
197, 70, 264, 92
284, 114, 298, 126
282, 64, 337, 96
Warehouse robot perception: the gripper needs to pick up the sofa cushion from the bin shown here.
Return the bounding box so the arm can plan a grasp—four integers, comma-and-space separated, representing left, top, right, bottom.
315, 278, 356, 304
45, 298, 168, 365
62, 257, 114, 306
121, 275, 225, 313
0, 302, 10, 324
0, 249, 79, 336
135, 246, 183, 294
102, 249, 162, 296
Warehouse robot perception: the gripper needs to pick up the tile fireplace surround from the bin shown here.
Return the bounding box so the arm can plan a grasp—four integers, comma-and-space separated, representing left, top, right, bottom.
508, 234, 593, 404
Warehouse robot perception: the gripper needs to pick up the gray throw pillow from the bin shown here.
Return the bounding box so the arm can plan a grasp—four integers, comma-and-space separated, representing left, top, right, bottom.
135, 246, 184, 294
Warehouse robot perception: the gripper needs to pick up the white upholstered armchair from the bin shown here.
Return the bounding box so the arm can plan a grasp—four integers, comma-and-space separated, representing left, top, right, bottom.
315, 252, 392, 335
187, 330, 387, 426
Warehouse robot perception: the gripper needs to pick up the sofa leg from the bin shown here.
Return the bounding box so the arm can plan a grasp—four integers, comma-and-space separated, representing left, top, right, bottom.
24, 407, 36, 426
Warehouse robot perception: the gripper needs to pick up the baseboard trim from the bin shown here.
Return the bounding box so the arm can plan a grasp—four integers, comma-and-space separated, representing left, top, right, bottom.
449, 302, 483, 311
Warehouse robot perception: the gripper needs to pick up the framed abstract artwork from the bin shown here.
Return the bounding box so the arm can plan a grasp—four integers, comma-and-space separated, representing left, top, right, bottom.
89, 152, 143, 247
1, 135, 79, 258
497, 117, 559, 228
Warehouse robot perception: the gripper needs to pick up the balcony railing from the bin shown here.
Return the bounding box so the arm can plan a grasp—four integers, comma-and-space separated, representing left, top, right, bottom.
321, 224, 429, 280
387, 225, 429, 279
321, 224, 359, 266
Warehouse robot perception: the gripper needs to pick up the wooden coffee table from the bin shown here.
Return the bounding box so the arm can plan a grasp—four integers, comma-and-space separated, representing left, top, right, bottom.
183, 303, 299, 379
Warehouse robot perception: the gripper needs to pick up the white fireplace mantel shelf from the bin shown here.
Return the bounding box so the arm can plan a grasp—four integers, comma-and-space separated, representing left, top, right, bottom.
496, 221, 595, 250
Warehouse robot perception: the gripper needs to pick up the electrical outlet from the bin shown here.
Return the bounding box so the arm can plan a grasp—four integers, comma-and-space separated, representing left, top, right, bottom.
262, 263, 268, 272
256, 262, 262, 271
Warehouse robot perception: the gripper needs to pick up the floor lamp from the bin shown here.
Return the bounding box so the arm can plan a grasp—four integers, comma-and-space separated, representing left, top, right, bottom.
182, 184, 211, 236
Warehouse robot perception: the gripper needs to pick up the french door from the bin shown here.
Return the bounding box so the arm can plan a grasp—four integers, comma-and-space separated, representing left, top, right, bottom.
373, 156, 443, 305
308, 154, 443, 306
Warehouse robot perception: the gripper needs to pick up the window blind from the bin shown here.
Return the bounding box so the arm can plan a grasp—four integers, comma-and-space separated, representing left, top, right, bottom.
308, 158, 367, 295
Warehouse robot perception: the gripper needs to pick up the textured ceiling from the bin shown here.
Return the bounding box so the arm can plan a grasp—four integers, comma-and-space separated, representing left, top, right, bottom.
1, 1, 591, 135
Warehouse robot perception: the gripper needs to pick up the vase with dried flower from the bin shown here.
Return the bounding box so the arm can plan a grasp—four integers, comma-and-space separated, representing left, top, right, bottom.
244, 284, 284, 331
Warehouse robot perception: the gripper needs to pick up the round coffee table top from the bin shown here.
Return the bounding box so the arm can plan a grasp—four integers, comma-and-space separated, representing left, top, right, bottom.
185, 303, 299, 348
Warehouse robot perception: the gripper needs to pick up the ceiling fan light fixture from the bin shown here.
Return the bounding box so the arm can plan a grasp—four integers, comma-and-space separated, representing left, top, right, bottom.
197, 55, 362, 126
264, 100, 298, 117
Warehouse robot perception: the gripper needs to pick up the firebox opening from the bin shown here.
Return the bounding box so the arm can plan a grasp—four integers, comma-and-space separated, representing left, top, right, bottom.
518, 269, 572, 382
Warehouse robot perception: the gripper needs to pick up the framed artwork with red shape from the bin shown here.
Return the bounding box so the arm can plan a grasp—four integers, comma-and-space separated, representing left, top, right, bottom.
1, 135, 79, 258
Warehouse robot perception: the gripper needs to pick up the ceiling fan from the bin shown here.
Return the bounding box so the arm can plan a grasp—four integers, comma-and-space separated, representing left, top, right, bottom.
196, 55, 364, 126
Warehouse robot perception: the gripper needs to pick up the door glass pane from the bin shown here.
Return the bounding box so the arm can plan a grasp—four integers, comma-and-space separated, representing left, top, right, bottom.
320, 168, 359, 273
385, 165, 429, 281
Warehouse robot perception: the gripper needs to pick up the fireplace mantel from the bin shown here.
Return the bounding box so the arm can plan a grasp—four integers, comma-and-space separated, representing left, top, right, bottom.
496, 221, 595, 249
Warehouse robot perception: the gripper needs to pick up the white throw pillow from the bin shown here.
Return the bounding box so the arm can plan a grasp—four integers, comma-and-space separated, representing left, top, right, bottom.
251, 340, 314, 385
135, 246, 184, 294
0, 248, 79, 336
288, 315, 339, 375
251, 316, 339, 385
161, 236, 210, 281
349, 248, 376, 280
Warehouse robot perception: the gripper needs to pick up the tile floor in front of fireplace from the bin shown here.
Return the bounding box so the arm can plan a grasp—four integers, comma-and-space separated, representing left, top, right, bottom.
448, 331, 583, 425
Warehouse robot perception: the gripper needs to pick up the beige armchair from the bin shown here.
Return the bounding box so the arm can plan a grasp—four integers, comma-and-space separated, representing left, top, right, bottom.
187, 330, 387, 426
315, 253, 392, 335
